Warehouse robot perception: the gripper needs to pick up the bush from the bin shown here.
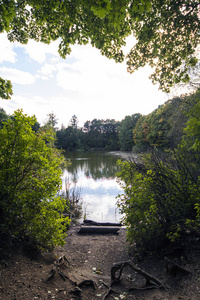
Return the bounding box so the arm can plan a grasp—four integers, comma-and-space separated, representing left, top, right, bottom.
117, 91, 200, 252
0, 110, 70, 250
117, 149, 200, 251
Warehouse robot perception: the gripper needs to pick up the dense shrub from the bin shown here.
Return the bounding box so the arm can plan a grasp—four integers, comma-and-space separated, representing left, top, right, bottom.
0, 110, 70, 250
117, 91, 200, 251
117, 150, 199, 250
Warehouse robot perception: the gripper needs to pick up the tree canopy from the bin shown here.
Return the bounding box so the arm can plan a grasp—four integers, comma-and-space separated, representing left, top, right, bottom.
0, 0, 199, 98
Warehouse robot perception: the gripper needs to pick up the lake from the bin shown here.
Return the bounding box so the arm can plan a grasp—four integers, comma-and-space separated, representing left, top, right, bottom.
62, 151, 129, 223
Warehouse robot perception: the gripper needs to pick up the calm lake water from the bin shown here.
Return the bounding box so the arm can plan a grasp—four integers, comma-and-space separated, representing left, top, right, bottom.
62, 151, 129, 223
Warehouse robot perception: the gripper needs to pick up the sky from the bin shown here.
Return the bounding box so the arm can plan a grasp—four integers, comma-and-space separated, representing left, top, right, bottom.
0, 32, 169, 128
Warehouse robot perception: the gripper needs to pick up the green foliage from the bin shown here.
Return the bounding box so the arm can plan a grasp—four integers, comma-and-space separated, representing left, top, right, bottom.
83, 119, 120, 150
117, 90, 200, 251
0, 109, 70, 250
181, 90, 200, 152
133, 115, 151, 148
132, 93, 199, 151
56, 124, 80, 151
119, 114, 141, 151
0, 77, 13, 99
117, 148, 200, 251
56, 118, 120, 151
0, 0, 16, 32
127, 0, 200, 92
0, 108, 10, 128
186, 204, 200, 236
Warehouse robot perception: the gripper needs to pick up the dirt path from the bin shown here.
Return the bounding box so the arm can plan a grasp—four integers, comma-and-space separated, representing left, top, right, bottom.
1, 225, 200, 299
56, 225, 129, 283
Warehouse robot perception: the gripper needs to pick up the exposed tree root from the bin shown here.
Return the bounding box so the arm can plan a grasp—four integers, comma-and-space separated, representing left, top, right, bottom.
69, 286, 82, 300
45, 255, 71, 283
78, 279, 96, 289
164, 257, 191, 276
111, 261, 166, 289
46, 256, 191, 299
101, 260, 167, 299
45, 255, 96, 299
101, 281, 120, 300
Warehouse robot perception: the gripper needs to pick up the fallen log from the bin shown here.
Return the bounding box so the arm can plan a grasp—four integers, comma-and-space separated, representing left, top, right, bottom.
83, 219, 122, 227
78, 225, 120, 234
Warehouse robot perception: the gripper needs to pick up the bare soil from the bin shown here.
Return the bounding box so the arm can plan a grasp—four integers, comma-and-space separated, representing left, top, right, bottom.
1, 224, 200, 300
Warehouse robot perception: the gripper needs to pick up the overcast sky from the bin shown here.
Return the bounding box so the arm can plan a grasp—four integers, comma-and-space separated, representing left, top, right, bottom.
0, 32, 169, 128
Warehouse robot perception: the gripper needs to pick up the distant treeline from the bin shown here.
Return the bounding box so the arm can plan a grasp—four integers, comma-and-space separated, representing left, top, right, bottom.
1, 90, 199, 152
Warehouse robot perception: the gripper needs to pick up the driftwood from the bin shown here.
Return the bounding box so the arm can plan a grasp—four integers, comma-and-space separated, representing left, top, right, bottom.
83, 219, 122, 227
78, 225, 120, 234
111, 261, 166, 290
164, 257, 191, 276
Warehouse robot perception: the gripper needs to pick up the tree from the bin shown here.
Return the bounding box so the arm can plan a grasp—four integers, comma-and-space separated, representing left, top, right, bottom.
102, 119, 120, 150
181, 89, 200, 153
146, 106, 170, 149
132, 94, 198, 151
0, 109, 70, 249
1, 0, 199, 98
117, 89, 200, 251
56, 126, 80, 151
0, 78, 13, 99
69, 115, 78, 129
119, 114, 141, 151
133, 114, 151, 151
82, 118, 120, 150
127, 0, 200, 92
0, 108, 10, 128
117, 147, 200, 251
82, 119, 103, 148
46, 112, 58, 129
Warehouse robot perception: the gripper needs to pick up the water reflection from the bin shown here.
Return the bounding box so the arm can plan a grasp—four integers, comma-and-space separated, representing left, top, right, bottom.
62, 152, 124, 222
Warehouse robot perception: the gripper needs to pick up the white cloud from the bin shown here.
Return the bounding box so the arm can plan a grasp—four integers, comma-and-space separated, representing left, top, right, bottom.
36, 63, 57, 80
0, 94, 50, 123
17, 39, 60, 63
0, 33, 16, 64
0, 67, 35, 84
0, 33, 168, 128
54, 43, 167, 124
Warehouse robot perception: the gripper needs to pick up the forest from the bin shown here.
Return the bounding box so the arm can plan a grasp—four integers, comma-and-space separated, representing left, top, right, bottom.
1, 89, 198, 153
